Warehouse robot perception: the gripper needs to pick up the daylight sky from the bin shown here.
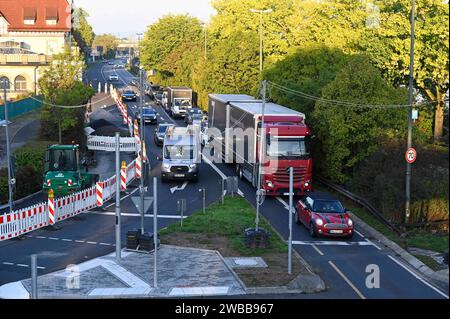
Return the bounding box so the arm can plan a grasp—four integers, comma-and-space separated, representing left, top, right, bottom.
75, 0, 216, 38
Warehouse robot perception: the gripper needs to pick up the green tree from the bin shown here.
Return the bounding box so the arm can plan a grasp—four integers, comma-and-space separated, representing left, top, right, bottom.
264, 46, 349, 117
210, 0, 296, 66
360, 0, 449, 141
39, 49, 95, 144
192, 31, 260, 108
93, 34, 119, 59
72, 8, 95, 57
312, 56, 408, 183
141, 14, 203, 73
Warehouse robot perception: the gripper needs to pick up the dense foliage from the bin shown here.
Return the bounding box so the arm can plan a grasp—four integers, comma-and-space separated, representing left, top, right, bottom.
137, 0, 448, 223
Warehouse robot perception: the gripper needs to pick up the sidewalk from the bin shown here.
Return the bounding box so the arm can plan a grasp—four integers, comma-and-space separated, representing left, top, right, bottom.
0, 245, 247, 298
0, 110, 41, 169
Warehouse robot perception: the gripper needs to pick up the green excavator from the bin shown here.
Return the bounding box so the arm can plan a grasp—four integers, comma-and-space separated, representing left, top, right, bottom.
42, 144, 98, 197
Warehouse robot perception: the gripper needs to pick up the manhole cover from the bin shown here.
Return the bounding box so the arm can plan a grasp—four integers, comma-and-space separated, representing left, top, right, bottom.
234, 258, 258, 266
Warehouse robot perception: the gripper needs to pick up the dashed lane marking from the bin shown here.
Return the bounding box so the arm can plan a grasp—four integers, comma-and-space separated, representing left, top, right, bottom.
2, 261, 46, 270
311, 244, 325, 256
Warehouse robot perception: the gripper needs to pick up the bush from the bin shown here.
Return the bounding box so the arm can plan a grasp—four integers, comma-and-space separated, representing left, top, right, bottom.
351, 138, 449, 223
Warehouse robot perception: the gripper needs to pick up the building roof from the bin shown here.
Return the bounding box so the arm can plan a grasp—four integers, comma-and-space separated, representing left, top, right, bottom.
0, 0, 71, 32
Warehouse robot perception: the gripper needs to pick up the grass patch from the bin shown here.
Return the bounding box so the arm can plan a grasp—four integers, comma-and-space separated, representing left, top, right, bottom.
315, 184, 449, 253
413, 254, 442, 271
160, 196, 308, 287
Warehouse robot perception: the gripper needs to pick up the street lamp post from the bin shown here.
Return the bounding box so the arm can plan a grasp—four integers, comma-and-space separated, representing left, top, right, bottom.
1, 79, 13, 214
405, 0, 415, 224
250, 8, 273, 73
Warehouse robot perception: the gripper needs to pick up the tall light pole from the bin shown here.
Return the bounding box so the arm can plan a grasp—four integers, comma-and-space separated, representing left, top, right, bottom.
136, 33, 143, 65
405, 0, 415, 224
250, 8, 273, 73
255, 80, 267, 231
1, 79, 13, 214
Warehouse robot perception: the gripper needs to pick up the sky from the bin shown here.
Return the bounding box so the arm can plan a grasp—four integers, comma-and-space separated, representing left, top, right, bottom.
75, 0, 216, 38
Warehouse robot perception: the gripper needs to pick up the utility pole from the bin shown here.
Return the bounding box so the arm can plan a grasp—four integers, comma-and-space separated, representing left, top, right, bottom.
250, 8, 272, 73
139, 66, 145, 235
405, 0, 415, 224
255, 80, 267, 231
115, 132, 121, 261
2, 79, 13, 214
288, 167, 293, 274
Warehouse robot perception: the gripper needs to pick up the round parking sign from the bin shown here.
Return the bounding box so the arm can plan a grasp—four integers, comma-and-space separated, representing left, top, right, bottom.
405, 148, 417, 164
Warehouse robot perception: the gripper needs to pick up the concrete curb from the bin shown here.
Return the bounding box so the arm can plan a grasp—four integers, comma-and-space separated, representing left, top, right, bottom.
351, 213, 448, 285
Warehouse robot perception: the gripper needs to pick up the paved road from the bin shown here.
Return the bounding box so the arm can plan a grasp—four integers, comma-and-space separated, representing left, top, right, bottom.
0, 60, 448, 299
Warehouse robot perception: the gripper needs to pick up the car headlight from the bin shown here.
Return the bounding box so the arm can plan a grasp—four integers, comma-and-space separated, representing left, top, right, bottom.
304, 181, 309, 187
189, 164, 197, 169
266, 180, 274, 188
162, 163, 170, 170
315, 218, 324, 226
348, 219, 353, 227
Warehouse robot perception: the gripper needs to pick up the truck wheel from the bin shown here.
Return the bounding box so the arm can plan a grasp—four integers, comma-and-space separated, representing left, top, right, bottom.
237, 165, 244, 180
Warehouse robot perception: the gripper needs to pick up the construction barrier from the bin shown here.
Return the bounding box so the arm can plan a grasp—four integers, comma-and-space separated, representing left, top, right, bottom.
96, 182, 103, 207
136, 155, 142, 179
0, 159, 137, 242
48, 190, 55, 225
121, 161, 127, 191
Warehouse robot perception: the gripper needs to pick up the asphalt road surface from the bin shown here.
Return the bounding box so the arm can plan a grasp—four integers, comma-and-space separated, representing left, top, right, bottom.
0, 60, 447, 299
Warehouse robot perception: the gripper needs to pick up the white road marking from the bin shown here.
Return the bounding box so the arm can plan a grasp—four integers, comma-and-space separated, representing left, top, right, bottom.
170, 181, 189, 194
89, 211, 186, 219
61, 238, 72, 242
86, 241, 97, 245
387, 255, 449, 299
328, 261, 366, 299
364, 238, 381, 250
35, 236, 46, 239
293, 240, 375, 246
75, 240, 85, 243
276, 197, 290, 211
104, 187, 139, 209
48, 237, 59, 241
311, 244, 325, 256
16, 264, 29, 268
99, 242, 112, 246
2, 262, 14, 266
354, 230, 365, 238
202, 154, 227, 179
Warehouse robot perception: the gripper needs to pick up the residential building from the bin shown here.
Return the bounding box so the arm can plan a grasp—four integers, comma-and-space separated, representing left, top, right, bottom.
0, 0, 71, 100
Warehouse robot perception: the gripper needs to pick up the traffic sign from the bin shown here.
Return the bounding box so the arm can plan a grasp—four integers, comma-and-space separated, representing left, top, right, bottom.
405, 148, 417, 164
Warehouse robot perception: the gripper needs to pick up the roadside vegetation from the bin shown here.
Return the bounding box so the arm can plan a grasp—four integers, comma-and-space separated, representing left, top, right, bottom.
140, 0, 449, 227
160, 196, 309, 287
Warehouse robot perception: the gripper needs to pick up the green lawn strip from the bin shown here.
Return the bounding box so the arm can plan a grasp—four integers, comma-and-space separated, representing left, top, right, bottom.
159, 196, 287, 256
315, 184, 448, 253
412, 254, 442, 272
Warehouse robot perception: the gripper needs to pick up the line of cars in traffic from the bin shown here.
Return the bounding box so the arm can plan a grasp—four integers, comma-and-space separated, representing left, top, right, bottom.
120, 78, 355, 239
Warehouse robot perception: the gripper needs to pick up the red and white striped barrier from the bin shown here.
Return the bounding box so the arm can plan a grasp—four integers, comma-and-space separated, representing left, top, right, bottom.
136, 155, 142, 179
48, 190, 55, 226
142, 141, 148, 162
96, 182, 103, 207
121, 161, 127, 191
0, 158, 137, 242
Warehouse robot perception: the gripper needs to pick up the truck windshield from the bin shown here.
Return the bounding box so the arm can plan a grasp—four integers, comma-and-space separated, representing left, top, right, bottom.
174, 99, 191, 109
164, 145, 194, 160
48, 149, 77, 171
266, 137, 310, 159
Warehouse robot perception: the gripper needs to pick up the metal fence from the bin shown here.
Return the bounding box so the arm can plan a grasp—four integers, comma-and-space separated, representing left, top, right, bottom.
0, 96, 43, 121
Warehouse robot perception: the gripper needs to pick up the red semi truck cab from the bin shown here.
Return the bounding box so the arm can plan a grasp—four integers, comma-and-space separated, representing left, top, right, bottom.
259, 115, 313, 196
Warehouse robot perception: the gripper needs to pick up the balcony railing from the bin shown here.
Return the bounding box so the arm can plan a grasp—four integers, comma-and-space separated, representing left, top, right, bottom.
0, 53, 51, 65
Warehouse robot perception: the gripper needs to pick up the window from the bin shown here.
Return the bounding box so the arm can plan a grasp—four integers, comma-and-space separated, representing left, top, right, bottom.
45, 7, 58, 25
23, 8, 37, 25
14, 76, 27, 92
0, 77, 10, 91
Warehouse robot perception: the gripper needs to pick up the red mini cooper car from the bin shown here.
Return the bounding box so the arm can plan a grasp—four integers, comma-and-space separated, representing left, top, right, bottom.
295, 192, 354, 238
